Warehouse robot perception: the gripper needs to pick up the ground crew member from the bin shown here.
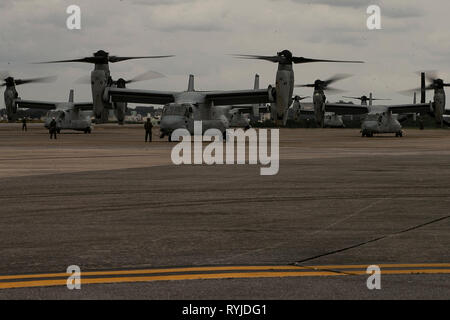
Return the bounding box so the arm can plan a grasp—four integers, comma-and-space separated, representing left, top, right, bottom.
145, 118, 153, 142
49, 117, 57, 140
22, 117, 27, 131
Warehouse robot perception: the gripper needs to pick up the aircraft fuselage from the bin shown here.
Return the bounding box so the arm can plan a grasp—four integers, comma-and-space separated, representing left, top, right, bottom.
361, 112, 402, 137
44, 105, 92, 133
274, 63, 294, 125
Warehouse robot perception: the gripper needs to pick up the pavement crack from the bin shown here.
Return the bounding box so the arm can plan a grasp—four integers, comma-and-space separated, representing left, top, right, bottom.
294, 215, 450, 265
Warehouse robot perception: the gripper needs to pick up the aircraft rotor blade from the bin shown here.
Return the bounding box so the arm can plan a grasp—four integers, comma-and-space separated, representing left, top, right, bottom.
108, 55, 174, 63
294, 84, 315, 88
292, 57, 364, 64
125, 70, 165, 84
323, 73, 352, 86
14, 76, 57, 86
399, 85, 435, 96
231, 54, 280, 63
342, 96, 363, 100
34, 57, 99, 64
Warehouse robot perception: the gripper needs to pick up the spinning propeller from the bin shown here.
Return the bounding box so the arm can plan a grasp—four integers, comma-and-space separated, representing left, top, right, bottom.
1, 71, 56, 87
232, 50, 364, 65
401, 71, 450, 95
343, 95, 391, 103
295, 74, 352, 93
75, 70, 165, 87
35, 50, 174, 64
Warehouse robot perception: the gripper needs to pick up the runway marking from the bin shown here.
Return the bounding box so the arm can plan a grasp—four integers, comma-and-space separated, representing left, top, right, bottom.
0, 263, 449, 290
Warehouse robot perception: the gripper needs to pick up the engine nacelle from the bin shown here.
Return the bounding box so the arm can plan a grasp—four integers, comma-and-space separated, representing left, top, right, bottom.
91, 69, 109, 120
4, 87, 18, 121
268, 85, 277, 103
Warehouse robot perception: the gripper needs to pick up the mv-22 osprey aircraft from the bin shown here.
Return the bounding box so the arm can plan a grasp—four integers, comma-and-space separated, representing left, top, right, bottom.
1, 72, 95, 132
104, 50, 363, 139
317, 73, 443, 137
37, 50, 173, 124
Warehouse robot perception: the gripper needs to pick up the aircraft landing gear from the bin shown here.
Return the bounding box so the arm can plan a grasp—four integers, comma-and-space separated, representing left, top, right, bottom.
362, 130, 373, 137
84, 128, 91, 134
395, 131, 403, 137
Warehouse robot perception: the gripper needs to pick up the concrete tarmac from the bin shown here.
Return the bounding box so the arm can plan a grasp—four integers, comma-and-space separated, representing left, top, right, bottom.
0, 123, 449, 299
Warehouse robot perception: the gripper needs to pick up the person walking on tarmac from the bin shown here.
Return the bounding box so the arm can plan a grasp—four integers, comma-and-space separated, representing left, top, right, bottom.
144, 117, 153, 142
49, 117, 57, 140
22, 117, 27, 132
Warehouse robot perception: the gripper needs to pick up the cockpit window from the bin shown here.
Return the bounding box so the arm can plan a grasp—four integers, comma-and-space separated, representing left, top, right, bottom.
163, 105, 188, 116
46, 110, 64, 119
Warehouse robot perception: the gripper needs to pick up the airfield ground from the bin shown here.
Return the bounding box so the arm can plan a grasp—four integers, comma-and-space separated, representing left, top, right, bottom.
0, 123, 449, 299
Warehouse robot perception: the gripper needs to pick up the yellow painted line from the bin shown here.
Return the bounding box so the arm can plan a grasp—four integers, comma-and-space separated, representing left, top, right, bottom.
0, 263, 449, 281
0, 271, 343, 289
1, 269, 449, 290
0, 265, 309, 281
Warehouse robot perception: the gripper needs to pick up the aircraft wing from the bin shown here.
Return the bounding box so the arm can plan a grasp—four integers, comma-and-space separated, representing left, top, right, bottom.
205, 89, 272, 106
324, 103, 369, 115
108, 88, 176, 105
74, 103, 94, 111
231, 105, 270, 113
387, 103, 432, 114
15, 99, 57, 110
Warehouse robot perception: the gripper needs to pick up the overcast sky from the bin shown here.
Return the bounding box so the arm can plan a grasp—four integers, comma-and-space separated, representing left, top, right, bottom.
0, 0, 449, 107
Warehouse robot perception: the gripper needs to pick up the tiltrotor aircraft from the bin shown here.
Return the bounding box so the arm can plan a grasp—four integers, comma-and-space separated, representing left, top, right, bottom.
37, 50, 173, 124
1, 71, 56, 121
403, 72, 450, 127
296, 74, 352, 127
15, 89, 94, 133
324, 91, 433, 137
233, 50, 363, 125
106, 74, 275, 140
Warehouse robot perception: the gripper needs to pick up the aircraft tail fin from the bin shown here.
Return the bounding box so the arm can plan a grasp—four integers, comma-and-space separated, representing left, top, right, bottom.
421, 72, 426, 103
252, 74, 260, 117
188, 75, 195, 92
69, 89, 74, 103
254, 74, 259, 90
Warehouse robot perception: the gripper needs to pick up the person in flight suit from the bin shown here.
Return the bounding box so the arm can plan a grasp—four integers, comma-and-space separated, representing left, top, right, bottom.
22, 117, 27, 131
144, 118, 153, 142
49, 117, 57, 140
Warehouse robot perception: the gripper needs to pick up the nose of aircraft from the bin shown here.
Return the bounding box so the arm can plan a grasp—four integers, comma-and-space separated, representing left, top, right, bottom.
362, 120, 378, 131
160, 115, 187, 134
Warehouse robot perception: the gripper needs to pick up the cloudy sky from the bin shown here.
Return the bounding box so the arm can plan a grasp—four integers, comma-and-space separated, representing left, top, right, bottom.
0, 0, 449, 107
